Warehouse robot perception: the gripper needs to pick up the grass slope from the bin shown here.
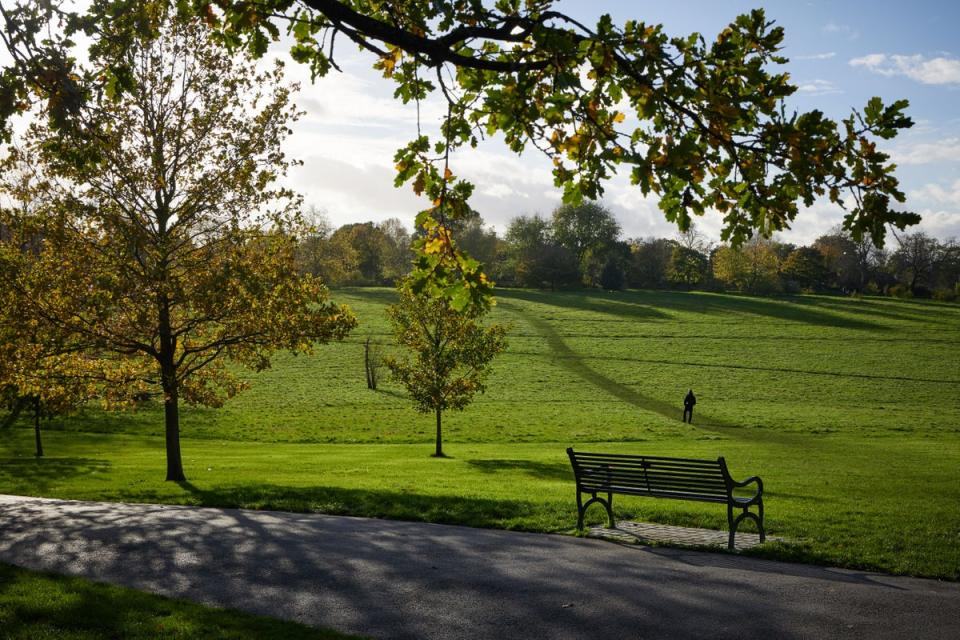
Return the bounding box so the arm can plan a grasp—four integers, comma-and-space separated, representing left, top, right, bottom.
2, 288, 959, 579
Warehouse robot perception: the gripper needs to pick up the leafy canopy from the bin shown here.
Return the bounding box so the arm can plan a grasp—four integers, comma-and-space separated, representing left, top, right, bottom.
0, 0, 920, 312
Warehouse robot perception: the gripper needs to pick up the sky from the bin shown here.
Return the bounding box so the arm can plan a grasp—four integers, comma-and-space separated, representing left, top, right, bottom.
270, 0, 960, 245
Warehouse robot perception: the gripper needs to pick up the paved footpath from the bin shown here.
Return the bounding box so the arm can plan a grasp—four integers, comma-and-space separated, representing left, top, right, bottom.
1, 495, 958, 639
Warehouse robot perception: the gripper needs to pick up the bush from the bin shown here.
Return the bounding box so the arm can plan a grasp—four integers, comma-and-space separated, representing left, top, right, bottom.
888, 284, 913, 299
932, 288, 957, 302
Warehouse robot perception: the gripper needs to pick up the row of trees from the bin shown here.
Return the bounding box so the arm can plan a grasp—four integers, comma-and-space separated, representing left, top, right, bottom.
307, 202, 960, 299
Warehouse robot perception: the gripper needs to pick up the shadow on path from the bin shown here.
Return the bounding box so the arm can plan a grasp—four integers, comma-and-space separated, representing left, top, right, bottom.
2, 495, 957, 640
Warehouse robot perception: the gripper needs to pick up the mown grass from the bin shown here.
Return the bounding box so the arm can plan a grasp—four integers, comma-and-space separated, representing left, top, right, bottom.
0, 562, 356, 639
2, 288, 959, 579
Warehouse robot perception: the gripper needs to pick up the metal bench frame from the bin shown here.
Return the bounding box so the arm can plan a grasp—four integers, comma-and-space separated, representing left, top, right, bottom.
567, 448, 765, 550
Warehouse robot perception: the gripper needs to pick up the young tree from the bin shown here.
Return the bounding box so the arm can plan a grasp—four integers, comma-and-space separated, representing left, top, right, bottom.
9, 11, 356, 481
386, 288, 506, 457
1, 1, 920, 314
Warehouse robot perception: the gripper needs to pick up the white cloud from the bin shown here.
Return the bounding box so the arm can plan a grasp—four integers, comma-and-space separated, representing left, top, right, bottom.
908, 179, 960, 206
850, 53, 960, 85
796, 79, 841, 96
822, 22, 859, 40
889, 138, 960, 165
794, 52, 837, 61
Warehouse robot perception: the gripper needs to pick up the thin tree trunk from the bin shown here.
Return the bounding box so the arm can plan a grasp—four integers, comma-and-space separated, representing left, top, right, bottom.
33, 397, 43, 458
159, 294, 185, 482
434, 408, 443, 457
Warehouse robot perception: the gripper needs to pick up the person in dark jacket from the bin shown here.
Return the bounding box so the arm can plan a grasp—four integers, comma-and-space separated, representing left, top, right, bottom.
682, 389, 696, 423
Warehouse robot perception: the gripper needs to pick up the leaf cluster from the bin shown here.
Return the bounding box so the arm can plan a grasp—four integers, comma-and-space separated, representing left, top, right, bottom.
385, 286, 506, 415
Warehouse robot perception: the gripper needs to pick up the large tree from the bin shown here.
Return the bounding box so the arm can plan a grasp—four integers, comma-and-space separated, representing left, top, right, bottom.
551, 201, 621, 284
0, 1, 921, 312
5, 10, 355, 481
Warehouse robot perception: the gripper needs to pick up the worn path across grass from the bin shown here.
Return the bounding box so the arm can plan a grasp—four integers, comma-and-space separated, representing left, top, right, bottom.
2, 495, 958, 640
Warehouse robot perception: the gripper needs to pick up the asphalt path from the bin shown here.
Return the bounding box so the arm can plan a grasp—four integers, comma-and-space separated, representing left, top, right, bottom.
1, 494, 958, 639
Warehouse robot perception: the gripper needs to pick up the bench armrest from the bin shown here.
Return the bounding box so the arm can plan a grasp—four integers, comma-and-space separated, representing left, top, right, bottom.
731, 475, 763, 499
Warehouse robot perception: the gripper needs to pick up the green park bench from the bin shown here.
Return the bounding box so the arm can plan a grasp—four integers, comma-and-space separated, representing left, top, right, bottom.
566, 448, 765, 550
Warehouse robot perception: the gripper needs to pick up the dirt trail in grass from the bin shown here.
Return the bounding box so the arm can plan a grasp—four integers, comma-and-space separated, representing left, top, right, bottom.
499, 299, 894, 452
503, 300, 705, 422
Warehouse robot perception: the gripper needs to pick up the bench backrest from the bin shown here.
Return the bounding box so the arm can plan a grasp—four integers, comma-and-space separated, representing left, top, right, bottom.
567, 448, 732, 502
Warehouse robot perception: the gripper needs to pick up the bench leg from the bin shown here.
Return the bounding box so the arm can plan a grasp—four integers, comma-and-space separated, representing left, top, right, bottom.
727, 503, 736, 550
729, 506, 765, 550
757, 498, 765, 543
577, 493, 614, 530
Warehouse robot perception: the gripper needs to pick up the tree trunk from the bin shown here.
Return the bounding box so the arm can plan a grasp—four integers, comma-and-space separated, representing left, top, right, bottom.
33, 397, 43, 458
434, 408, 443, 457
159, 294, 186, 482
163, 378, 185, 481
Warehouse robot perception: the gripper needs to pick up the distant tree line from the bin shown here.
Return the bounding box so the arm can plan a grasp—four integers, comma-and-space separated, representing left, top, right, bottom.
303, 202, 960, 301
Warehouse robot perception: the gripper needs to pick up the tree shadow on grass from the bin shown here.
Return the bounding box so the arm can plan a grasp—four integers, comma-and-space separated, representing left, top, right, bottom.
499, 289, 671, 321
335, 287, 400, 306
500, 288, 889, 331
151, 482, 560, 532
0, 457, 111, 493
654, 291, 886, 331
464, 459, 573, 483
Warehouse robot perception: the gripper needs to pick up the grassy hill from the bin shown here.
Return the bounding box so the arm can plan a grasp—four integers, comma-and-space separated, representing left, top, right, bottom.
2, 288, 959, 578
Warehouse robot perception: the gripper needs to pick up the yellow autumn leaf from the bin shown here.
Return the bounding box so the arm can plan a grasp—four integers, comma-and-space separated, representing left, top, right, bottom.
425, 237, 446, 254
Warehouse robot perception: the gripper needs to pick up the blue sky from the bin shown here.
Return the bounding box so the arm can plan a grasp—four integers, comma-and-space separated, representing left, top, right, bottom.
263, 3, 959, 244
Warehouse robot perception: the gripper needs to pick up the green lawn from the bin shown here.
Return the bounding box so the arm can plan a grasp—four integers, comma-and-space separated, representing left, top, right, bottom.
0, 562, 356, 639
2, 288, 959, 579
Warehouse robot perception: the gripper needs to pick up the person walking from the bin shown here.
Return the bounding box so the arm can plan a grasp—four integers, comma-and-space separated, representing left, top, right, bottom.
682, 389, 696, 423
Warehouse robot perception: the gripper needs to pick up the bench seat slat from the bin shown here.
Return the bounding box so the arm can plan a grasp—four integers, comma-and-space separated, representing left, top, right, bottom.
578, 484, 729, 503
575, 463, 725, 477
577, 468, 727, 486
573, 452, 722, 465
578, 472, 727, 491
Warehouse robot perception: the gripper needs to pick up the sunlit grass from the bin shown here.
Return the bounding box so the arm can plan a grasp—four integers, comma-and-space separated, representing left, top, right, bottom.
0, 562, 356, 639
2, 288, 959, 579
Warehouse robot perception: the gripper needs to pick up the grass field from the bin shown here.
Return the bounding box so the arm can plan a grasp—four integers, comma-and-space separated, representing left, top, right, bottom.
0, 562, 354, 639
2, 288, 959, 579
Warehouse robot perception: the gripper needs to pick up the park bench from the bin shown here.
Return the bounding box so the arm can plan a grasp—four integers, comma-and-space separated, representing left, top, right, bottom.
566, 448, 765, 549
